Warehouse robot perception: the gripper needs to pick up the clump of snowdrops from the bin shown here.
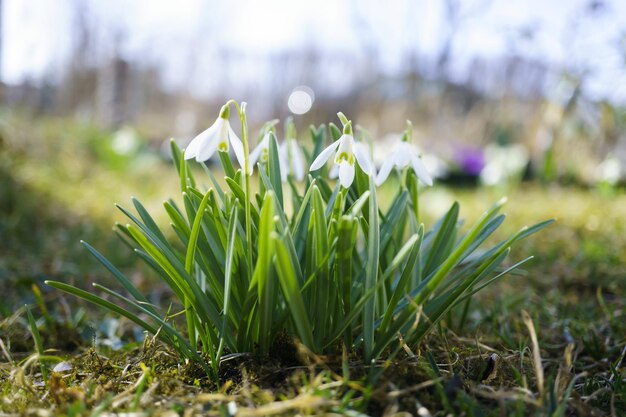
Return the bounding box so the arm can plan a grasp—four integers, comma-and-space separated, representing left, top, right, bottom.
47, 100, 552, 380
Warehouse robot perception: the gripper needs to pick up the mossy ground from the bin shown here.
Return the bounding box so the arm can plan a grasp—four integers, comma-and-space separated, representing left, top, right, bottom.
1, 111, 625, 416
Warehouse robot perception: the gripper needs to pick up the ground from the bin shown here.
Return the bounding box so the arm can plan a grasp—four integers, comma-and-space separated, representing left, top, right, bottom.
0, 112, 625, 416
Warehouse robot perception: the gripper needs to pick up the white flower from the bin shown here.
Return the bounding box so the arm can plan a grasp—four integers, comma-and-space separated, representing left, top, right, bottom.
249, 131, 272, 167
184, 105, 246, 170
280, 137, 305, 182
329, 141, 374, 181
375, 140, 433, 187
309, 121, 372, 188
249, 131, 306, 182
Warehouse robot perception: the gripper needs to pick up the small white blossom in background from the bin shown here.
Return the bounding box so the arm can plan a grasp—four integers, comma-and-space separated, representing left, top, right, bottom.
375, 122, 433, 187
111, 126, 140, 155
184, 104, 246, 171
249, 131, 272, 167
309, 116, 372, 188
280, 137, 305, 182
597, 156, 623, 185
249, 121, 305, 182
480, 144, 529, 186
227, 401, 238, 416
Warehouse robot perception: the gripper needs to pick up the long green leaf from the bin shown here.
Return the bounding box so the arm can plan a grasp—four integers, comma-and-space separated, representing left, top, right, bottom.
364, 179, 379, 361
185, 189, 212, 274
253, 192, 276, 353
268, 132, 284, 208
273, 233, 316, 350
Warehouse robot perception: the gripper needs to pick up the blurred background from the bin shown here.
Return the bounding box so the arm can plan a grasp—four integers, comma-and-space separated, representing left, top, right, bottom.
2, 0, 626, 185
2, 0, 626, 313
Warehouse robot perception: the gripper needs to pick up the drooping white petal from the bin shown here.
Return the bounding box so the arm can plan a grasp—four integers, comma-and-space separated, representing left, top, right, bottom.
329, 163, 339, 179
354, 142, 373, 175
393, 142, 412, 167
183, 132, 204, 160
195, 119, 225, 161
338, 161, 355, 188
289, 139, 305, 181
309, 139, 341, 171
410, 154, 433, 186
195, 134, 220, 162
375, 157, 396, 186
249, 133, 269, 166
228, 125, 248, 173
185, 119, 220, 161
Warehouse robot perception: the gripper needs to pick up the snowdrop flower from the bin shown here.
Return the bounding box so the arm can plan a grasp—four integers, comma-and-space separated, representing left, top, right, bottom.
375, 123, 433, 187
329, 140, 374, 181
249, 131, 272, 167
310, 120, 372, 188
249, 129, 306, 182
280, 121, 305, 182
184, 104, 246, 170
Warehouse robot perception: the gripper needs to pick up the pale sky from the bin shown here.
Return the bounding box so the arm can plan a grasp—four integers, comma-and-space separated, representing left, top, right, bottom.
3, 0, 626, 102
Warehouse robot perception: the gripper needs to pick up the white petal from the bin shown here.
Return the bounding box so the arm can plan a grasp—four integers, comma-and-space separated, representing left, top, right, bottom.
394, 144, 412, 167
183, 133, 203, 160
196, 136, 220, 162
329, 163, 339, 179
334, 134, 354, 163
354, 143, 373, 175
185, 120, 220, 160
228, 126, 248, 173
309, 139, 341, 171
194, 121, 223, 161
375, 158, 396, 186
411, 155, 433, 186
289, 139, 305, 181
249, 141, 265, 166
338, 161, 355, 188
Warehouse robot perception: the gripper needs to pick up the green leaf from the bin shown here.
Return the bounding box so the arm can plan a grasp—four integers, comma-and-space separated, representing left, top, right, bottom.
363, 179, 379, 361
26, 305, 48, 384
164, 200, 191, 237
81, 241, 157, 315
268, 132, 284, 208
329, 123, 342, 141
422, 202, 459, 278
184, 189, 213, 274
273, 233, 316, 350
336, 215, 357, 344
218, 150, 236, 178
45, 281, 159, 336
216, 205, 239, 368
253, 191, 277, 353
379, 229, 423, 334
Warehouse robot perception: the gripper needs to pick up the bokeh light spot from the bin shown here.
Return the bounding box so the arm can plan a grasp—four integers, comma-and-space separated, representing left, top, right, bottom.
288, 86, 315, 114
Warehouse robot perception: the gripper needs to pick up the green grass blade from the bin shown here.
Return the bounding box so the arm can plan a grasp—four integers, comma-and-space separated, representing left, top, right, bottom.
273, 232, 316, 350
184, 189, 213, 274
268, 132, 284, 208
26, 305, 48, 384
45, 280, 159, 335
81, 240, 156, 314
364, 179, 379, 361
253, 191, 276, 353
422, 202, 459, 278
132, 197, 168, 245
379, 229, 422, 333
217, 205, 239, 360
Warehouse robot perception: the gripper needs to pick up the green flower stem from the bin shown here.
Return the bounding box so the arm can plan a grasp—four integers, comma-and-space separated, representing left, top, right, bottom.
408, 169, 420, 223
